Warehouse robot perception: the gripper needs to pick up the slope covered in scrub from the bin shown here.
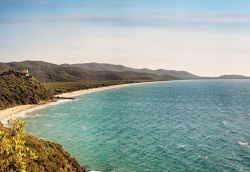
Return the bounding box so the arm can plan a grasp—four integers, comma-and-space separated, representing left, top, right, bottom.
0, 70, 53, 110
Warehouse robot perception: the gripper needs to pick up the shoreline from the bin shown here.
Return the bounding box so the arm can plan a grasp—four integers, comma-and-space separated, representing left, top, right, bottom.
0, 81, 167, 124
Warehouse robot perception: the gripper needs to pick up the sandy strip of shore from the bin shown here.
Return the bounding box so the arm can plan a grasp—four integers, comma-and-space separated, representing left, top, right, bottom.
0, 81, 163, 123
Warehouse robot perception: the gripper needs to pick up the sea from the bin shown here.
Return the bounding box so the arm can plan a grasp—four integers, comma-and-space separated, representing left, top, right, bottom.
21, 80, 250, 172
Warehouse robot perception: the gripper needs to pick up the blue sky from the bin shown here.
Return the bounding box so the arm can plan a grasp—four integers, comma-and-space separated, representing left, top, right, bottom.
1, 0, 250, 76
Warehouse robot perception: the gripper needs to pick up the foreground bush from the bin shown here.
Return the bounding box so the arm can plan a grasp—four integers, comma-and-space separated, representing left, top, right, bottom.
0, 120, 85, 172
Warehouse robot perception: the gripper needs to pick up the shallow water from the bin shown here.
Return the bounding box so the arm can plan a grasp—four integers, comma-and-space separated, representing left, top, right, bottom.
22, 80, 250, 172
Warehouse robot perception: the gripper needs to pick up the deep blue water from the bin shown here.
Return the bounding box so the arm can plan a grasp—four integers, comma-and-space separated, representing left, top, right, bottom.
22, 80, 250, 172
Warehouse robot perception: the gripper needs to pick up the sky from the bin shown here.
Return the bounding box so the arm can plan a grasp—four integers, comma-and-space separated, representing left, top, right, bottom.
1, 0, 250, 76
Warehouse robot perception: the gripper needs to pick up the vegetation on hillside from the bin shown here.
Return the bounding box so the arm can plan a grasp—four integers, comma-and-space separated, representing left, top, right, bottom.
68, 62, 199, 79
0, 70, 145, 110
0, 70, 53, 110
44, 80, 137, 95
0, 120, 85, 172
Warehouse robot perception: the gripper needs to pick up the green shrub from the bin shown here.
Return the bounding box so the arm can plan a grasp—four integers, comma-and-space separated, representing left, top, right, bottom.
0, 121, 85, 172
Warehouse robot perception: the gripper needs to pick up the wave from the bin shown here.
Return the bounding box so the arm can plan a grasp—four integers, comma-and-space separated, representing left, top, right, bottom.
222, 121, 227, 126
81, 126, 88, 131
159, 144, 167, 149
177, 144, 188, 148
198, 155, 208, 160
238, 141, 249, 146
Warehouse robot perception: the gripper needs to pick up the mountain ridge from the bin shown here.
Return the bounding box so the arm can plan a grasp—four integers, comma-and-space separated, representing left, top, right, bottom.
65, 62, 199, 79
1, 61, 249, 82
0, 61, 198, 82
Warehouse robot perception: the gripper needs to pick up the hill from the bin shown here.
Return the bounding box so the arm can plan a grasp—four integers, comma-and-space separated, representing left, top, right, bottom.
0, 61, 95, 82
67, 62, 199, 79
0, 61, 198, 82
218, 75, 250, 79
0, 70, 53, 110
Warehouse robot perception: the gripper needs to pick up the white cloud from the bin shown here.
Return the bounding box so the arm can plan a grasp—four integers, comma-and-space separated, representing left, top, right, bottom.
2, 12, 250, 27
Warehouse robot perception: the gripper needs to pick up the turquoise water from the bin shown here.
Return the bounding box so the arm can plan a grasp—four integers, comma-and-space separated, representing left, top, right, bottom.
22, 80, 250, 172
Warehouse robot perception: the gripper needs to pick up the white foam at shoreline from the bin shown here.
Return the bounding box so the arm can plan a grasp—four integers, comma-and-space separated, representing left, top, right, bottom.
1, 99, 71, 125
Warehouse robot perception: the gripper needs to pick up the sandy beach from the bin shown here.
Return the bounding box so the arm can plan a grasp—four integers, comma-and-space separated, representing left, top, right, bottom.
0, 81, 161, 124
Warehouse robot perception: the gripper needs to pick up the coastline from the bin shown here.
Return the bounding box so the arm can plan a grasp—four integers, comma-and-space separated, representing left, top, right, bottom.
0, 81, 165, 124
